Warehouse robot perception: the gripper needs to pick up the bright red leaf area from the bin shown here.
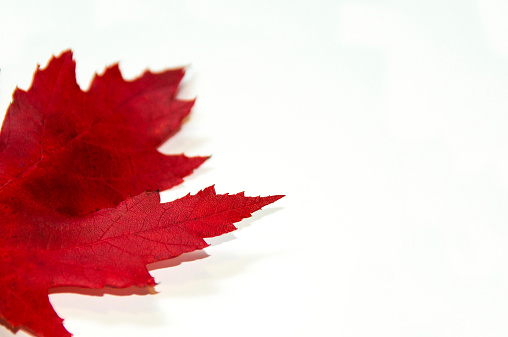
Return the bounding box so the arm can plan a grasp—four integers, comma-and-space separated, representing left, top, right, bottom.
0, 51, 282, 337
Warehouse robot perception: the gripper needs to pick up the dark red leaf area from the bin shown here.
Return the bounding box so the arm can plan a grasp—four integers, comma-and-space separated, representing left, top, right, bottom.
0, 51, 283, 337
0, 50, 205, 217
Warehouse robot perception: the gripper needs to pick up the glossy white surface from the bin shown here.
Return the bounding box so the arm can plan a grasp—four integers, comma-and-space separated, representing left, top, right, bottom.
2, 1, 508, 336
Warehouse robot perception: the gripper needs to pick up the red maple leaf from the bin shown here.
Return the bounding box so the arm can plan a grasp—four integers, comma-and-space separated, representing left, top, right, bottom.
0, 51, 282, 337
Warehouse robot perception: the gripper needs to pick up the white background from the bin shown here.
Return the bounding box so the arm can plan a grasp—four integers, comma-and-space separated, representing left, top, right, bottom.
2, 0, 508, 336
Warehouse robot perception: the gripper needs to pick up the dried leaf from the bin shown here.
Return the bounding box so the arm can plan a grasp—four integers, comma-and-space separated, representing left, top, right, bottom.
0, 51, 282, 337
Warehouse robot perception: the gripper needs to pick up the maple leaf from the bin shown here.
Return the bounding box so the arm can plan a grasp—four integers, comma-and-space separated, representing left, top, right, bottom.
0, 51, 283, 337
